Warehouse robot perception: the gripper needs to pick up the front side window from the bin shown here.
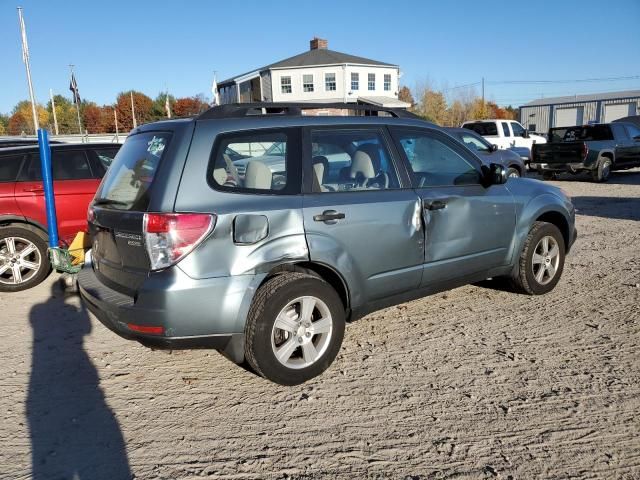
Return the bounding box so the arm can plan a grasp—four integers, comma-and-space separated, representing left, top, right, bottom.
310, 129, 399, 192
92, 148, 120, 172
351, 72, 359, 91
393, 129, 481, 187
211, 131, 292, 193
368, 73, 375, 91
460, 134, 490, 153
502, 122, 511, 137
511, 122, 526, 137
281, 76, 292, 94
625, 123, 640, 139
95, 133, 170, 211
325, 73, 336, 91
384, 74, 391, 91
303, 74, 314, 92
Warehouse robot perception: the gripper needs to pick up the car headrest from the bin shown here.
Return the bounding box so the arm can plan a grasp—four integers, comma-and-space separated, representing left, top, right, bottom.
244, 160, 272, 189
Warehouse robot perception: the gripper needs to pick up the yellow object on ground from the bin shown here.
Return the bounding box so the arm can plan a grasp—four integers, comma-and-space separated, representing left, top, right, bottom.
68, 231, 91, 265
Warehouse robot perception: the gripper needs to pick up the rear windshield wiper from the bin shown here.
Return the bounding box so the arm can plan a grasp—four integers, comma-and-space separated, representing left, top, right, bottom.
92, 198, 129, 207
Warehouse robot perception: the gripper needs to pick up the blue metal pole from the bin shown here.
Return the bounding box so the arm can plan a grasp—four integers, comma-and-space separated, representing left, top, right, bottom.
37, 128, 59, 247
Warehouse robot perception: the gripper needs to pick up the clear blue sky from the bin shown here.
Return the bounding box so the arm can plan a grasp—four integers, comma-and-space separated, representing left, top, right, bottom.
2, 0, 639, 114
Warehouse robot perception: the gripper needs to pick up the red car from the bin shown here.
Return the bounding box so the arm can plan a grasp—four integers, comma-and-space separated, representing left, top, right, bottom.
0, 143, 120, 291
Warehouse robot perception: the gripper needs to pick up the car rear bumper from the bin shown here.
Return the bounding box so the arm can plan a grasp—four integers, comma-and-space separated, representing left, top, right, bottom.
78, 253, 259, 358
530, 162, 592, 173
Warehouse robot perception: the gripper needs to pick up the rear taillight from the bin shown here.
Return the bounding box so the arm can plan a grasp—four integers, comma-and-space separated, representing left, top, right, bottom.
582, 143, 589, 160
87, 205, 95, 223
143, 213, 215, 270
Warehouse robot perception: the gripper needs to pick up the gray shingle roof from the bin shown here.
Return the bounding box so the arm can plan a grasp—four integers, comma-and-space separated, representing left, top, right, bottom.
523, 90, 640, 106
219, 49, 396, 86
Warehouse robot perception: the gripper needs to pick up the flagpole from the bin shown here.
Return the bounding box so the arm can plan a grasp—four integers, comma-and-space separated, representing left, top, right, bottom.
49, 88, 59, 135
17, 7, 39, 134
113, 107, 119, 142
130, 91, 137, 128
69, 64, 83, 139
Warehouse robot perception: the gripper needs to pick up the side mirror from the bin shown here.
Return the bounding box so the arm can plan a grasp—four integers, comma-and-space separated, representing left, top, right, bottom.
481, 163, 508, 187
522, 130, 530, 138
489, 143, 498, 152
634, 135, 640, 142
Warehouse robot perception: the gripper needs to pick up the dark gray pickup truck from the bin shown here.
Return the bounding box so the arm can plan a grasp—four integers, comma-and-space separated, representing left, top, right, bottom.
531, 122, 640, 182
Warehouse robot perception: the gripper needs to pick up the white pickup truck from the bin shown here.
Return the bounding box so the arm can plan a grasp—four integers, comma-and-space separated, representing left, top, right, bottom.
461, 120, 546, 157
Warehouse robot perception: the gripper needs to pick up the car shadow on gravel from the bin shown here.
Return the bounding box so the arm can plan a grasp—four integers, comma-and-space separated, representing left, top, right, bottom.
27, 283, 132, 480
529, 169, 640, 185
572, 196, 640, 221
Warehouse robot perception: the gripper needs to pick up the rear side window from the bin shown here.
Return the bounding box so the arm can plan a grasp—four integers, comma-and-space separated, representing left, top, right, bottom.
95, 133, 171, 211
209, 130, 299, 194
20, 150, 93, 181
501, 122, 511, 137
0, 155, 25, 182
93, 148, 120, 170
463, 122, 498, 136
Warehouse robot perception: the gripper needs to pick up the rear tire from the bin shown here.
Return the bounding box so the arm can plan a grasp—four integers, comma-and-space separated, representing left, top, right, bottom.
0, 227, 51, 292
244, 272, 345, 385
591, 157, 612, 183
510, 221, 565, 295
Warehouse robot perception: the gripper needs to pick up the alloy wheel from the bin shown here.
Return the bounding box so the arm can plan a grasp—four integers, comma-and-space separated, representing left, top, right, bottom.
271, 296, 333, 369
0, 236, 42, 285
531, 235, 560, 286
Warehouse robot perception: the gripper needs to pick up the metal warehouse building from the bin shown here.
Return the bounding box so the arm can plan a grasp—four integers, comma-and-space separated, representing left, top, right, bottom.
519, 90, 640, 134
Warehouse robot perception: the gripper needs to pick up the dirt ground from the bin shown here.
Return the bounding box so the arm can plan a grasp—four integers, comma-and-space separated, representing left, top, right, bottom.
1, 170, 639, 480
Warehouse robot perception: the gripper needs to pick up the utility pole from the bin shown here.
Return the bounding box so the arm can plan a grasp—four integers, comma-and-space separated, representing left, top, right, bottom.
130, 91, 137, 128
113, 107, 119, 142
481, 77, 485, 116
17, 7, 39, 133
49, 89, 59, 135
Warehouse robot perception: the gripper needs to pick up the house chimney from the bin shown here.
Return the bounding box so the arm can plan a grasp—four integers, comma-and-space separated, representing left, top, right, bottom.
310, 37, 328, 50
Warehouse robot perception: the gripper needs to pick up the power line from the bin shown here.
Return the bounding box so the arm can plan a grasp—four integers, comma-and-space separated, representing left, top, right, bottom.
442, 81, 481, 91
487, 75, 640, 85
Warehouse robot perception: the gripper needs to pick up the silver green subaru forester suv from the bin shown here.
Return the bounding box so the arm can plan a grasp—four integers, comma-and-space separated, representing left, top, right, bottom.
79, 103, 577, 385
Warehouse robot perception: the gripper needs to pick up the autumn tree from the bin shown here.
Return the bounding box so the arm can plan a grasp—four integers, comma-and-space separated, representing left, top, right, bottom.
8, 101, 49, 135
172, 96, 209, 117
417, 89, 448, 125
0, 114, 8, 135
398, 86, 415, 108
115, 91, 153, 131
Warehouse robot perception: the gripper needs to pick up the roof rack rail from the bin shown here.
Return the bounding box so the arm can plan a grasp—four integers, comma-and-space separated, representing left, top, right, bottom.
197, 102, 420, 120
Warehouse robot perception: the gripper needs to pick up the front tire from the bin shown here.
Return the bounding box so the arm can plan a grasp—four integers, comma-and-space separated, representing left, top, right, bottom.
0, 227, 51, 292
507, 167, 520, 178
244, 272, 345, 385
591, 157, 612, 183
510, 222, 565, 295
541, 171, 557, 181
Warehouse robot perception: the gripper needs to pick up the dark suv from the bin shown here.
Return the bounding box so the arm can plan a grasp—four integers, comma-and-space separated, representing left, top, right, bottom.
0, 142, 120, 291
78, 103, 577, 385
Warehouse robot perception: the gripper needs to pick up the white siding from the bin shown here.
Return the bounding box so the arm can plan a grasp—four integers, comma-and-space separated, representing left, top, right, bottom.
269, 65, 399, 103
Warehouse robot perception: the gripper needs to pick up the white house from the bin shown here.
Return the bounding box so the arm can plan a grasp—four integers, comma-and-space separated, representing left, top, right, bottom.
217, 38, 409, 109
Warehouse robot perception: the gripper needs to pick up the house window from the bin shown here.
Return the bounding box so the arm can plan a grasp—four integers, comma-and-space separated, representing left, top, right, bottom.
281, 76, 292, 94
368, 73, 375, 91
325, 73, 336, 91
303, 74, 314, 92
351, 72, 359, 91
384, 74, 391, 91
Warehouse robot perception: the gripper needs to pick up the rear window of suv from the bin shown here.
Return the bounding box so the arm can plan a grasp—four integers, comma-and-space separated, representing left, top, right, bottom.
463, 122, 498, 136
94, 132, 170, 210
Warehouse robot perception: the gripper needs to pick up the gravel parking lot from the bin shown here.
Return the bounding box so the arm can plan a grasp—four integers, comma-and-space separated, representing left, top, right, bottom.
1, 170, 639, 480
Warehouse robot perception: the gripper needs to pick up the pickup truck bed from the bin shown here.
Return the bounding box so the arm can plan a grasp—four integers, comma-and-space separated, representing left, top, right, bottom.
531, 123, 640, 182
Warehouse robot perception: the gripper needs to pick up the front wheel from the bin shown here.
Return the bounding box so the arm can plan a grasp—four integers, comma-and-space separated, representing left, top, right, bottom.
591, 157, 612, 183
244, 272, 345, 385
510, 221, 565, 295
0, 227, 51, 292
507, 167, 521, 178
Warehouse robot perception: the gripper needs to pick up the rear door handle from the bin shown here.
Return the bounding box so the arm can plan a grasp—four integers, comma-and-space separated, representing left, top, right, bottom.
23, 187, 44, 193
313, 210, 346, 223
424, 200, 446, 211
